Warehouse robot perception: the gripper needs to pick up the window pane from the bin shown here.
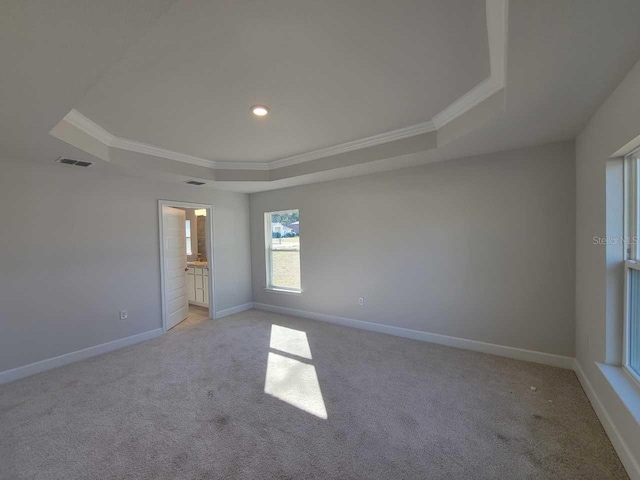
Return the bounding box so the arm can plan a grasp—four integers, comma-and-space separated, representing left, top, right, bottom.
630, 269, 640, 377
185, 220, 192, 255
271, 249, 300, 290
267, 210, 300, 289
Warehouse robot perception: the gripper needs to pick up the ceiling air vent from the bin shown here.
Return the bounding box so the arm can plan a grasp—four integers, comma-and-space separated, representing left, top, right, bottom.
185, 180, 206, 186
55, 157, 93, 167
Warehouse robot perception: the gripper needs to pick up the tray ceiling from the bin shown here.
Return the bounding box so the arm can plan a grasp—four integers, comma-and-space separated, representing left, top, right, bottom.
3, 0, 639, 193
69, 0, 492, 166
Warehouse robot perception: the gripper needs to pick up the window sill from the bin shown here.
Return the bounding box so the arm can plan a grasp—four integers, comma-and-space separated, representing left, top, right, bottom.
264, 287, 302, 296
597, 362, 640, 423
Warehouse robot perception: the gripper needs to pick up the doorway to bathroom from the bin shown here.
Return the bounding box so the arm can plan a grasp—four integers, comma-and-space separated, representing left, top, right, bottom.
158, 200, 215, 331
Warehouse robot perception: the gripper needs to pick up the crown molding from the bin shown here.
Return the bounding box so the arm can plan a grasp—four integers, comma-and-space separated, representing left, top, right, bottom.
211, 160, 270, 171
64, 109, 114, 146
269, 120, 436, 169
58, 0, 507, 173
61, 110, 435, 172
110, 136, 218, 168
432, 77, 502, 129
62, 110, 269, 171
110, 137, 269, 170
432, 0, 507, 129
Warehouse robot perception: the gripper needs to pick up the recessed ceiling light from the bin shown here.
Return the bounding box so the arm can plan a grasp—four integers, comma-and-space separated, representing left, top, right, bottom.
251, 105, 269, 117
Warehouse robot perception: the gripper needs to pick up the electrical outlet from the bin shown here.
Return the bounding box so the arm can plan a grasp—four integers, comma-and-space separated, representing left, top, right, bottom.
358, 297, 364, 306
119, 310, 128, 321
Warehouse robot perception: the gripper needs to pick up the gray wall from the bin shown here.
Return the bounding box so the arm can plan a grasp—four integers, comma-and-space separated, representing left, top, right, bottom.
250, 141, 576, 356
576, 59, 640, 468
0, 157, 252, 372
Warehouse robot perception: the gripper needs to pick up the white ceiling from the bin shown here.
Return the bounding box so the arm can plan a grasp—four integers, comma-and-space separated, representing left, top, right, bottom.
0, 0, 175, 164
2, 0, 640, 193
75, 0, 489, 164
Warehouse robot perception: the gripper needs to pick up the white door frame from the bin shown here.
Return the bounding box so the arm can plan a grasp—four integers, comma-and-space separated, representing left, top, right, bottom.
158, 200, 216, 332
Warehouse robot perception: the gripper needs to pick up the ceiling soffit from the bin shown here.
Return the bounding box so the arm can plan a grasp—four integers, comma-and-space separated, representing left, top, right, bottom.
51, 0, 508, 183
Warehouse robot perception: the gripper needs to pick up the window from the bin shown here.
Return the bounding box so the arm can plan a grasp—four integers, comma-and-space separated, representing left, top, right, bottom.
185, 219, 192, 256
624, 149, 640, 383
265, 209, 301, 292
626, 267, 640, 379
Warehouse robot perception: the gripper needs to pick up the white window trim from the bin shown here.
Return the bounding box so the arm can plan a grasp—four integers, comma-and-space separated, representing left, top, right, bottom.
623, 149, 640, 387
624, 152, 639, 261
264, 287, 303, 295
264, 209, 302, 294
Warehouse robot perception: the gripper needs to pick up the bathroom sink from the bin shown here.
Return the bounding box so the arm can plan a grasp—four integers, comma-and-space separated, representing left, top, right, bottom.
187, 261, 208, 268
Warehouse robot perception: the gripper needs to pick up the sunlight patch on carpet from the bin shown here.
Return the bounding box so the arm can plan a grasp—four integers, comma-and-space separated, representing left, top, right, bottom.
269, 324, 313, 359
265, 325, 327, 419
264, 352, 327, 419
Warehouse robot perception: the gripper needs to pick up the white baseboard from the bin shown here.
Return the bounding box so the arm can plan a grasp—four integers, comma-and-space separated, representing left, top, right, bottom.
216, 302, 254, 319
0, 302, 253, 385
0, 328, 164, 385
253, 303, 575, 369
574, 360, 640, 480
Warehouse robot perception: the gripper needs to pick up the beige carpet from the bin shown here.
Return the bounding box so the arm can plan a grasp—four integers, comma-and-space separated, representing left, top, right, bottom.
0, 309, 628, 479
